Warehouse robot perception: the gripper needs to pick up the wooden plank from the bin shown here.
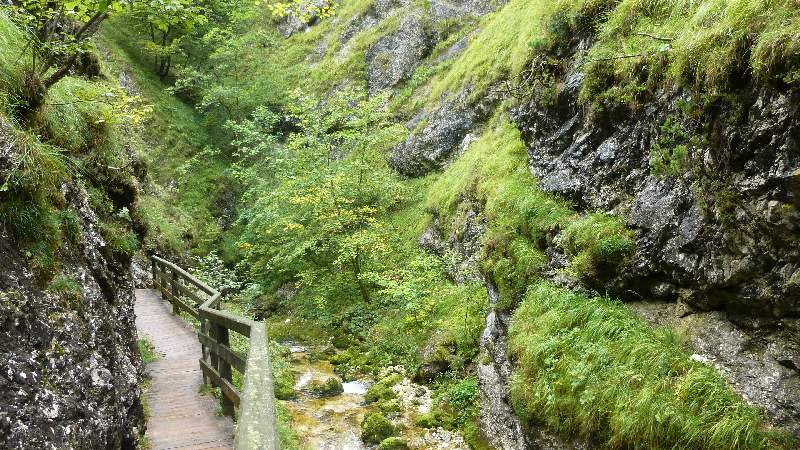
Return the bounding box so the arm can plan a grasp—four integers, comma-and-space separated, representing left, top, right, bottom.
152, 255, 218, 296
172, 294, 200, 319
198, 333, 246, 373
177, 282, 205, 306
236, 322, 279, 450
200, 307, 253, 338
199, 358, 241, 407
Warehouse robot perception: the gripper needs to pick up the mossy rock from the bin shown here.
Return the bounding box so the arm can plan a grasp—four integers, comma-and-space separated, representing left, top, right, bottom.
377, 398, 401, 415
308, 377, 343, 397
361, 412, 395, 444
414, 412, 440, 428
273, 380, 296, 400
378, 437, 409, 450
365, 373, 402, 404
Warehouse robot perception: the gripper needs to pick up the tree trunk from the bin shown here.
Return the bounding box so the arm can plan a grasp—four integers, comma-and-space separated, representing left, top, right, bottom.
352, 253, 370, 303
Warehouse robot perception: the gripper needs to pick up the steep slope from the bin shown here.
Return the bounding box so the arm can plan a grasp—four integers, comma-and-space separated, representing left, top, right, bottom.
0, 12, 151, 448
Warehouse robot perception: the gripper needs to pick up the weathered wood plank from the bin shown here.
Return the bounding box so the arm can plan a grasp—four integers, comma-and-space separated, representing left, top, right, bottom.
152, 255, 218, 296
200, 307, 253, 338
199, 358, 241, 407
171, 294, 200, 319
198, 333, 246, 374
236, 322, 278, 450
177, 282, 206, 306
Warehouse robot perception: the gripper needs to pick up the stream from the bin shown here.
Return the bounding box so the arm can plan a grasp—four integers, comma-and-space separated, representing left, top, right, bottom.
281, 342, 370, 449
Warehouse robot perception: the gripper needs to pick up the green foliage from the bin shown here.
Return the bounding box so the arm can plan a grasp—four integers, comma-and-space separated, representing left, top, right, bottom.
1, 0, 125, 110
509, 282, 789, 449
99, 220, 140, 257
580, 0, 800, 110
47, 273, 82, 305
138, 337, 159, 365
271, 343, 297, 400
561, 213, 635, 281
237, 88, 406, 303
361, 412, 396, 445
189, 250, 244, 292
125, 0, 208, 78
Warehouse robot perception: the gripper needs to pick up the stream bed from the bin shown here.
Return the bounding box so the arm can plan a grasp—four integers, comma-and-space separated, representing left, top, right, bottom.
281, 342, 369, 449
280, 341, 470, 449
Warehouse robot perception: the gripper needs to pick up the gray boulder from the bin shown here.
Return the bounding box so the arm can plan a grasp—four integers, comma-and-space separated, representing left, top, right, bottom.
390, 92, 480, 176
365, 11, 432, 95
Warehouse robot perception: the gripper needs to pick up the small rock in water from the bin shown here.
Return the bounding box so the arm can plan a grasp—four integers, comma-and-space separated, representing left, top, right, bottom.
309, 377, 344, 397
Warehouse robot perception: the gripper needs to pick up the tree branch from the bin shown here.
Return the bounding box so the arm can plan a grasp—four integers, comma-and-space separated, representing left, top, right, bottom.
634, 32, 673, 42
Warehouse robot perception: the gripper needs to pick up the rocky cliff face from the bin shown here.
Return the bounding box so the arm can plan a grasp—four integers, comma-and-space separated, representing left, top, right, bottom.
0, 127, 144, 449
388, 15, 799, 450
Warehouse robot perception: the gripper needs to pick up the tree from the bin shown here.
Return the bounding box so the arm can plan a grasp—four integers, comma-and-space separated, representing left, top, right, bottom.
3, 0, 126, 111
126, 0, 207, 79
235, 88, 406, 303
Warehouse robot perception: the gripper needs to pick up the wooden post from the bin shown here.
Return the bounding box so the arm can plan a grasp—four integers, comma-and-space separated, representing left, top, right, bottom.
216, 324, 235, 417
150, 257, 156, 289
200, 316, 209, 386
170, 269, 179, 315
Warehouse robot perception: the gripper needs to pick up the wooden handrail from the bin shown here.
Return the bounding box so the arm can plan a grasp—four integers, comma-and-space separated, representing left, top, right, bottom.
150, 255, 279, 450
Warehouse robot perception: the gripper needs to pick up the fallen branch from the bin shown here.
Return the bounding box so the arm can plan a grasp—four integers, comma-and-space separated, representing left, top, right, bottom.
634, 32, 673, 42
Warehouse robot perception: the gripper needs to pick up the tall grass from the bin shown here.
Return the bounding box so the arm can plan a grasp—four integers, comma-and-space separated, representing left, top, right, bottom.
509, 282, 790, 449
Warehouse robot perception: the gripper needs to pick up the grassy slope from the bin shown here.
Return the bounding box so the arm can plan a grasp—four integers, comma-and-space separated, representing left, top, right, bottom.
97, 23, 229, 256
0, 12, 142, 282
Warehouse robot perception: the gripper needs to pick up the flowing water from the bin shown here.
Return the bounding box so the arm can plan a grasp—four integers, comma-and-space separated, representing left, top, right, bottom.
281, 342, 370, 450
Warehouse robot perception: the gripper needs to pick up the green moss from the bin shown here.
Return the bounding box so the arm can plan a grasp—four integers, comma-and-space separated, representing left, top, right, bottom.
308, 377, 344, 397
509, 282, 791, 449
414, 412, 439, 428
378, 437, 409, 450
365, 373, 402, 404
137, 337, 158, 365
361, 412, 396, 445
561, 213, 636, 281
47, 273, 82, 306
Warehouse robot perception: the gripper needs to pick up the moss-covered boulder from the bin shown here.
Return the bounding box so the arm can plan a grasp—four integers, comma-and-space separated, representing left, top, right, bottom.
361, 412, 395, 444
308, 377, 344, 397
378, 437, 409, 450
365, 373, 402, 404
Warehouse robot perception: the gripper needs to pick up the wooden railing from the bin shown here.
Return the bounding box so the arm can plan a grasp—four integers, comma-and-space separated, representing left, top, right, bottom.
150, 255, 279, 449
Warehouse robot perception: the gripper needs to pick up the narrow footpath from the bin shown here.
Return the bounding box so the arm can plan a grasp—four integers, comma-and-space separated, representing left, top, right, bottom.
135, 288, 235, 449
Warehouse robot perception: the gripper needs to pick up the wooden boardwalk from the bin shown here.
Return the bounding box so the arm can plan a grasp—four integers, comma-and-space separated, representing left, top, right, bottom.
135, 289, 235, 449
